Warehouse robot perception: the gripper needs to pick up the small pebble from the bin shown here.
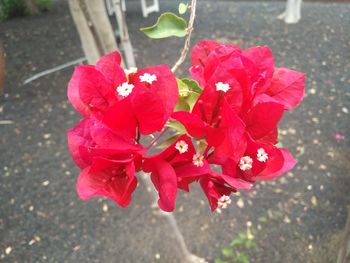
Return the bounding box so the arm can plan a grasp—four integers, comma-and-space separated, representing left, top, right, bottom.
236, 198, 244, 208
5, 247, 12, 255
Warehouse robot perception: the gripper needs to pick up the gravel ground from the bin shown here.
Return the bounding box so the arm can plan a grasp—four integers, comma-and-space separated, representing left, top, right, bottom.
0, 1, 349, 262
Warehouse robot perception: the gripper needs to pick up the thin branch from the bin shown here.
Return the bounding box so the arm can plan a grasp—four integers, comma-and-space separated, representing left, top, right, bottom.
23, 57, 86, 85
146, 127, 169, 150
171, 0, 197, 73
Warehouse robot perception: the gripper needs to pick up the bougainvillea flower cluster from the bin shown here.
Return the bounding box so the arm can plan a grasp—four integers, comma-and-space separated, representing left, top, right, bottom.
67, 40, 305, 212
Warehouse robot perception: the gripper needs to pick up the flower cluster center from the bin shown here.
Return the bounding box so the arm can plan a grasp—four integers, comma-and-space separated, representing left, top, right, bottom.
140, 73, 157, 84
239, 156, 253, 171
175, 140, 189, 154
116, 82, 134, 97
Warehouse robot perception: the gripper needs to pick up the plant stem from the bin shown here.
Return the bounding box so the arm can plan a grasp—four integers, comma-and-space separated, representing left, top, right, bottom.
140, 173, 207, 263
171, 0, 197, 73
146, 127, 169, 150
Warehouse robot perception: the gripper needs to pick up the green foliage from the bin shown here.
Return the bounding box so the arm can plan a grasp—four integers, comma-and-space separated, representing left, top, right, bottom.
178, 2, 188, 15
215, 230, 257, 263
0, 0, 25, 20
181, 78, 202, 93
140, 12, 187, 39
158, 134, 181, 149
174, 78, 202, 112
0, 0, 51, 20
165, 120, 186, 135
35, 0, 51, 10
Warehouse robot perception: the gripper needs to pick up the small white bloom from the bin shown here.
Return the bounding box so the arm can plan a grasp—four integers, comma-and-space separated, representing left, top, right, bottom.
217, 195, 231, 209
116, 82, 134, 97
124, 67, 138, 76
257, 148, 268, 162
215, 82, 230, 93
140, 73, 157, 84
175, 140, 188, 154
192, 152, 204, 167
239, 156, 253, 171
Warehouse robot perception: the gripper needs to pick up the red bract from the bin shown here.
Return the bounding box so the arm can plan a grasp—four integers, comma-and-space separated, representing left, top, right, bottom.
77, 157, 138, 208
67, 118, 145, 208
143, 135, 211, 212
68, 51, 178, 140
172, 88, 245, 153
253, 67, 305, 110
219, 133, 297, 184
67, 42, 304, 212
190, 40, 305, 114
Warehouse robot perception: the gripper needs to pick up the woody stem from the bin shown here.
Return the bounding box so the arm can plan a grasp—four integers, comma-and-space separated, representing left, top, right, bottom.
146, 127, 169, 150
141, 174, 207, 263
171, 0, 198, 73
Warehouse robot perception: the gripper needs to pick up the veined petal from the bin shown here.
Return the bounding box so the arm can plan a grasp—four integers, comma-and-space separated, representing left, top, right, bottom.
242, 46, 274, 90
147, 158, 178, 212
132, 90, 166, 134
265, 68, 305, 110
76, 161, 137, 208
95, 51, 127, 87
67, 118, 94, 169
199, 178, 232, 211
68, 66, 117, 116
103, 98, 137, 141
244, 102, 284, 140
132, 64, 178, 130
172, 111, 207, 138
255, 148, 296, 180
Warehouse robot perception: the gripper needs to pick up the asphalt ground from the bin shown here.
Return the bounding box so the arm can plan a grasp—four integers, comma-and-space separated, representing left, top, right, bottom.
0, 1, 349, 262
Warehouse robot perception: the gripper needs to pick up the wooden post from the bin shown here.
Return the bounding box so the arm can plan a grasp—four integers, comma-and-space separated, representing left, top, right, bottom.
24, 0, 40, 15
278, 0, 303, 24
111, 0, 136, 68
68, 0, 119, 64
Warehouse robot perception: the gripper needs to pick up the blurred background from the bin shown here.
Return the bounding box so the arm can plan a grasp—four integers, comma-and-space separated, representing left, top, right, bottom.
0, 0, 349, 262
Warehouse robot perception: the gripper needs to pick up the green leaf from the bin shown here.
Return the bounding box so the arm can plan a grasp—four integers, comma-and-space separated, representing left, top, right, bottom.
177, 78, 201, 111
275, 141, 283, 148
177, 79, 190, 97
237, 252, 250, 263
215, 259, 229, 263
175, 97, 190, 112
231, 238, 244, 246
197, 140, 207, 153
258, 216, 268, 224
186, 91, 200, 111
245, 239, 256, 249
181, 78, 202, 93
158, 134, 181, 149
140, 12, 187, 39
239, 232, 248, 240
222, 247, 234, 257
166, 120, 187, 134
178, 2, 188, 14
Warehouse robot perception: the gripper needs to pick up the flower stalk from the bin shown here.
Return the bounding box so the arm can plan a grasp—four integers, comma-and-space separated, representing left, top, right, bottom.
141, 173, 207, 263
171, 0, 197, 73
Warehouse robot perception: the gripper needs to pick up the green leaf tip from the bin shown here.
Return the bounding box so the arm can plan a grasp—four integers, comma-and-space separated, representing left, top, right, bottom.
178, 3, 188, 15
140, 12, 187, 39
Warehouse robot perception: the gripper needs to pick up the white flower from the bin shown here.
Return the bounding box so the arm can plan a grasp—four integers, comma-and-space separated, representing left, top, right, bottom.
139, 73, 157, 84
239, 156, 253, 171
175, 140, 188, 154
257, 148, 268, 162
217, 195, 232, 209
116, 82, 134, 97
192, 152, 204, 167
215, 82, 230, 93
124, 67, 138, 76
